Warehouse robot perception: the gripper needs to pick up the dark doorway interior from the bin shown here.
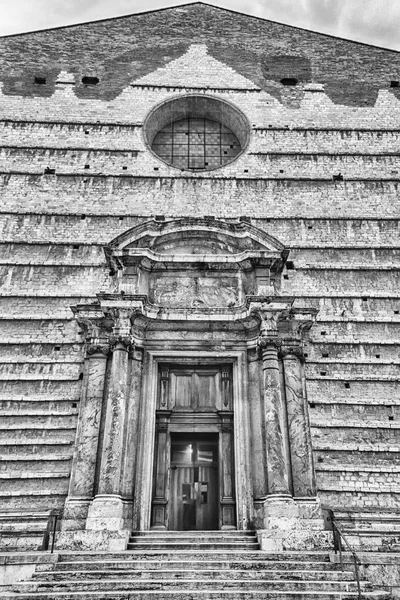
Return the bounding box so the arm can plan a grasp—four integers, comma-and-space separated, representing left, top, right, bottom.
169, 433, 219, 530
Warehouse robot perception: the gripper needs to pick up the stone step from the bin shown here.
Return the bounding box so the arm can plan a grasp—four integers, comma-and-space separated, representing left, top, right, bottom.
32, 569, 356, 582
13, 579, 373, 592
45, 560, 341, 572
132, 531, 256, 536
57, 551, 332, 562
126, 542, 261, 550
1, 590, 390, 600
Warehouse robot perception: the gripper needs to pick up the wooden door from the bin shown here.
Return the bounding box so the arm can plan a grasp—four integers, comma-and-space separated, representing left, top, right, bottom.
169, 435, 218, 530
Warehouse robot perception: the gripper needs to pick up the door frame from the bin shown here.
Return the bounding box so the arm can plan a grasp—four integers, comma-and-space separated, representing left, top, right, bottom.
133, 349, 252, 531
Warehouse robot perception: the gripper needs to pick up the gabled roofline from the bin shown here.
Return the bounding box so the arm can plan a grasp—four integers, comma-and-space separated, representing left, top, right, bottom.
1, 0, 399, 55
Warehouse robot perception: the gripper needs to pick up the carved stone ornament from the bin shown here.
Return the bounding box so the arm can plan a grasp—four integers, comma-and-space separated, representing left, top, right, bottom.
280, 345, 306, 363
86, 344, 110, 357
256, 333, 281, 355
109, 335, 134, 352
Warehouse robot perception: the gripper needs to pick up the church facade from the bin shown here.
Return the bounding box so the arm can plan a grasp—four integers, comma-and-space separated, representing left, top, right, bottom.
0, 2, 400, 553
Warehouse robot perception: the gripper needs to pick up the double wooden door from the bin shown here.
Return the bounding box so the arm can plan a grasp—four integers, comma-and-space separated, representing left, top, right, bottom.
169, 435, 218, 530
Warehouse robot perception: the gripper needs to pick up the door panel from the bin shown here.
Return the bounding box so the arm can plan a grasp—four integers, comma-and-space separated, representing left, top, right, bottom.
169, 435, 218, 530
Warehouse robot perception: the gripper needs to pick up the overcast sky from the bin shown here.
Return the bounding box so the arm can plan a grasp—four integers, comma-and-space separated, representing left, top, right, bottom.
1, 0, 399, 52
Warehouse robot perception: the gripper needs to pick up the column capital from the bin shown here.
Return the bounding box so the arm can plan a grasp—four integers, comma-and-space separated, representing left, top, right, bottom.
280, 344, 306, 363
257, 334, 281, 352
86, 343, 110, 357
109, 335, 134, 352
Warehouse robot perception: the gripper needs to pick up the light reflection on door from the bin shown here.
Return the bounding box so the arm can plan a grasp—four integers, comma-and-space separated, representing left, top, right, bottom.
170, 434, 218, 530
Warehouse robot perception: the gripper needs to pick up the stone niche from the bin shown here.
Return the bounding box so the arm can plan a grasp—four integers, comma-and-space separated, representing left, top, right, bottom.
104, 218, 289, 307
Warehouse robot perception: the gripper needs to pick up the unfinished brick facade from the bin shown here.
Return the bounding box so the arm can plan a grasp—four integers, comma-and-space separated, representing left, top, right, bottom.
0, 2, 399, 565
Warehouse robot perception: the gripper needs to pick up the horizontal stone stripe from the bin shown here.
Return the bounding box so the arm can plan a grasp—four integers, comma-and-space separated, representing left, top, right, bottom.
0, 380, 81, 400
252, 130, 400, 153
310, 405, 397, 421
1, 214, 399, 247
0, 362, 81, 379
309, 322, 400, 344
0, 321, 79, 344
2, 244, 400, 268
0, 418, 77, 431
314, 450, 400, 466
311, 425, 400, 445
306, 362, 400, 380
0, 344, 83, 361
0, 265, 109, 295
283, 270, 400, 296
319, 491, 400, 509
1, 296, 399, 321
1, 85, 399, 128
3, 150, 400, 180
307, 380, 400, 401
2, 176, 400, 218
0, 401, 78, 412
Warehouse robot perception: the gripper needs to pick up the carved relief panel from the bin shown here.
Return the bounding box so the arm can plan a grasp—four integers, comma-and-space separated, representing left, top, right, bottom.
158, 365, 232, 412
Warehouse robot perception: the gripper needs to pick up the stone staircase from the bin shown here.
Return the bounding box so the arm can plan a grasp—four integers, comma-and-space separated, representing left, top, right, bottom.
3, 530, 391, 599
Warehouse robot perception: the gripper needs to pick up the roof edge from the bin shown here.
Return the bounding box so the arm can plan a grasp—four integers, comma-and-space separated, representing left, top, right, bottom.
0, 1, 399, 55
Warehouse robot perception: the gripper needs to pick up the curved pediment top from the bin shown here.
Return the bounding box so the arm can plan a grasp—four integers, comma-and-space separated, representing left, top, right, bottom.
108, 218, 286, 256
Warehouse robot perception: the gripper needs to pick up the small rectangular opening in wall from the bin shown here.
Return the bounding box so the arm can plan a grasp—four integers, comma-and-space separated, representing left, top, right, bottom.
391, 81, 399, 87
34, 76, 46, 85
81, 215, 86, 220
283, 274, 289, 279
84, 164, 90, 169
73, 245, 80, 250
72, 403, 77, 408
317, 457, 324, 463
85, 130, 90, 134
333, 173, 344, 181
344, 382, 350, 389
376, 354, 380, 358
155, 215, 165, 221
82, 76, 99, 85
44, 167, 55, 175
389, 415, 394, 421
286, 261, 295, 270
320, 331, 326, 336
362, 297, 368, 302
309, 402, 316, 408
119, 216, 124, 221
320, 371, 327, 376
307, 225, 313, 230
304, 353, 308, 358
244, 169, 249, 173
322, 353, 329, 358
395, 310, 399, 314
122, 166, 127, 170
54, 346, 61, 351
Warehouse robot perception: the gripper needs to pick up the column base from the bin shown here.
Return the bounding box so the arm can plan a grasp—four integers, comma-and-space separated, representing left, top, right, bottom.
61, 497, 91, 531
254, 495, 332, 551
57, 494, 132, 550
85, 494, 132, 531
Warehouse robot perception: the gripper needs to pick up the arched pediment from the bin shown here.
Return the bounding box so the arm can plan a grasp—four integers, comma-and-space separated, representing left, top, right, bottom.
109, 218, 286, 256
104, 218, 288, 309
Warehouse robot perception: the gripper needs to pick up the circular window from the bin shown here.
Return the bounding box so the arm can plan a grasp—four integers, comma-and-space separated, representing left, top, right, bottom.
144, 95, 250, 171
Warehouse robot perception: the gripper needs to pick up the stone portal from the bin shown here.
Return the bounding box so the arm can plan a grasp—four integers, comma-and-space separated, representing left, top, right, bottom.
58, 218, 324, 550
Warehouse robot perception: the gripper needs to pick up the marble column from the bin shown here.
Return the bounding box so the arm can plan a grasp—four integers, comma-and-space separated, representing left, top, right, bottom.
62, 345, 108, 530
258, 334, 291, 496
86, 336, 132, 531
220, 413, 236, 529
151, 413, 171, 529
282, 345, 316, 497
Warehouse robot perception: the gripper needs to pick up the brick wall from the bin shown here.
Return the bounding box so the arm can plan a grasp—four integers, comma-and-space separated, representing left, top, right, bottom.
0, 3, 399, 520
